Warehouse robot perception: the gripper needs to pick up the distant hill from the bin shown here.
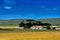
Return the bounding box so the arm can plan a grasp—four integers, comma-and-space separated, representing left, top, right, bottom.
38, 18, 60, 25
0, 19, 35, 26
0, 18, 60, 26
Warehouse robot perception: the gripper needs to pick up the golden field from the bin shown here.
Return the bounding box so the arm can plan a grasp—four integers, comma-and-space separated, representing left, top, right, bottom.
0, 31, 60, 40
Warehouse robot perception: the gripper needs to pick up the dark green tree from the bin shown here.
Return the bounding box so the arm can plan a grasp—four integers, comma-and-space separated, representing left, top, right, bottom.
19, 19, 34, 29
44, 23, 51, 30
19, 22, 24, 27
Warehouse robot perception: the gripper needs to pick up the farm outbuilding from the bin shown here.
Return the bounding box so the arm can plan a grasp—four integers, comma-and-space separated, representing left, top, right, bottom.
50, 25, 60, 30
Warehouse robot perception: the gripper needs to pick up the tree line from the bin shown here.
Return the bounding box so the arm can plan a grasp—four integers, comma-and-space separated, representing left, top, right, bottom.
19, 19, 51, 29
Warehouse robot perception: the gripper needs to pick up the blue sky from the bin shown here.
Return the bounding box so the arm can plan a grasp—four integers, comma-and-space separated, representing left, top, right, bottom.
0, 0, 60, 20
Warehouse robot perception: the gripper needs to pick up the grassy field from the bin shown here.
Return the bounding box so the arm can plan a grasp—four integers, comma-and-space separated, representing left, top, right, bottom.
0, 30, 60, 40
0, 26, 60, 40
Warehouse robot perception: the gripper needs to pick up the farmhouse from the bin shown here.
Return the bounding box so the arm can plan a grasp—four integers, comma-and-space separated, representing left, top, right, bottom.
30, 23, 51, 30
30, 25, 43, 29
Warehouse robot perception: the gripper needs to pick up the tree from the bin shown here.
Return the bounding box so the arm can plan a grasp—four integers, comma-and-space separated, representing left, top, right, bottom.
19, 22, 24, 27
53, 27, 56, 30
24, 22, 32, 29
35, 21, 42, 25
19, 19, 34, 29
44, 23, 51, 30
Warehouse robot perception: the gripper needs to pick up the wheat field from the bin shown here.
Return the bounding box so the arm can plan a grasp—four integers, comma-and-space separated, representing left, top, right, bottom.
0, 31, 60, 40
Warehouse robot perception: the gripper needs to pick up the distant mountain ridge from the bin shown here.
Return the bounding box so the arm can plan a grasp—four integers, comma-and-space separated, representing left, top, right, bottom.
0, 18, 60, 26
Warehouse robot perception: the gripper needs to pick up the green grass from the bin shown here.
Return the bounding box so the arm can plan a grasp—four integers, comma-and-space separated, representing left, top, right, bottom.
0, 28, 60, 33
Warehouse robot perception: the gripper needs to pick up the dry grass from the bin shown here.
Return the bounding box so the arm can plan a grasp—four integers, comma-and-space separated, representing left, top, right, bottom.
0, 31, 60, 40
0, 26, 19, 29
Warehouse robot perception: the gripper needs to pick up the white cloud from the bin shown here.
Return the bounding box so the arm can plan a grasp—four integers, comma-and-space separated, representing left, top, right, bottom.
4, 6, 12, 9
